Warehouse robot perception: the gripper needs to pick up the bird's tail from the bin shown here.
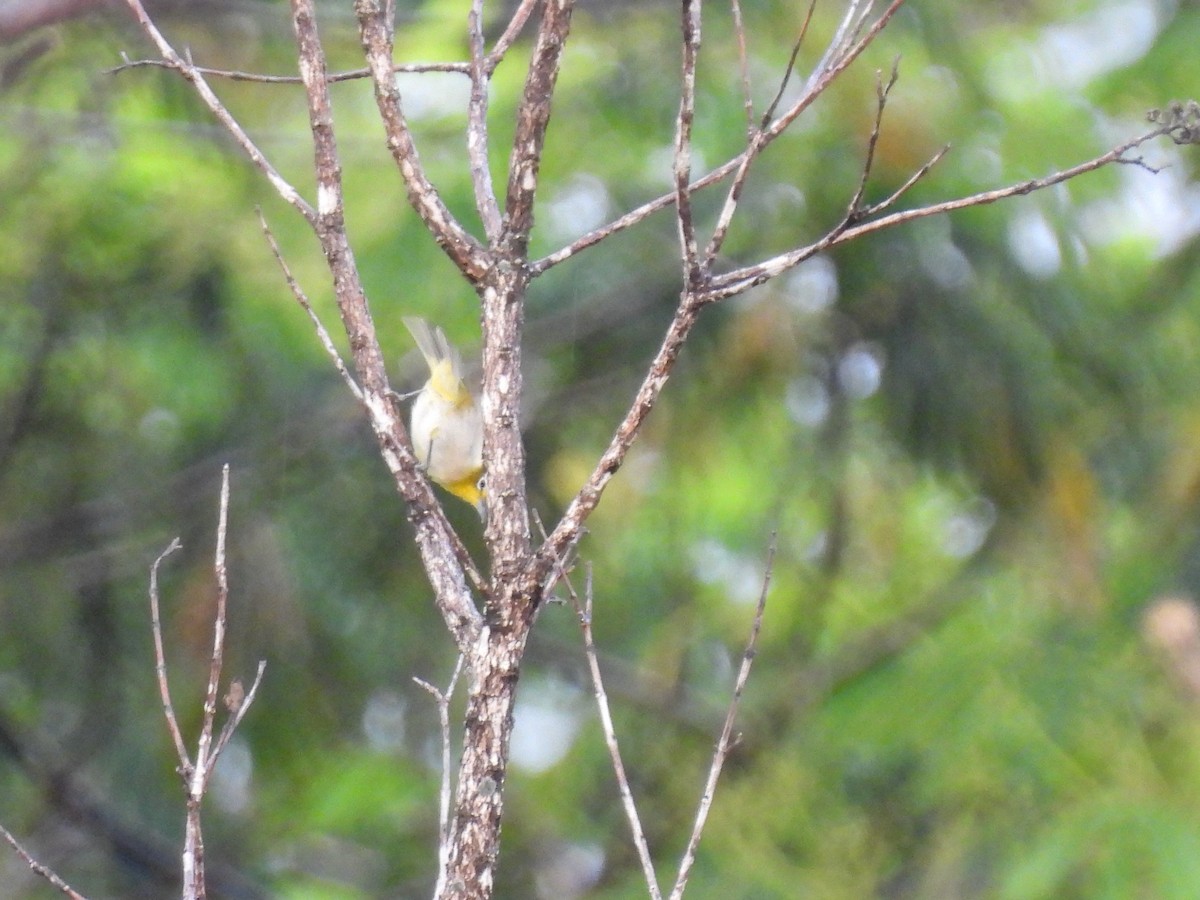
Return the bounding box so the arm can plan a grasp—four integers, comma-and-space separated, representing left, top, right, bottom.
403, 316, 463, 377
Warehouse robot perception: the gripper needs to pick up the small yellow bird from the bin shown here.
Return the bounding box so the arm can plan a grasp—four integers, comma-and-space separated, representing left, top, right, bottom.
403, 317, 486, 519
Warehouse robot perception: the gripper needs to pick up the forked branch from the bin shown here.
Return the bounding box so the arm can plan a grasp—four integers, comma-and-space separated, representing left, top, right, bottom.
704, 121, 1179, 302
355, 0, 490, 280
415, 657, 467, 897
532, 0, 908, 275
843, 57, 902, 220
121, 0, 312, 222
560, 541, 776, 900
150, 465, 267, 900
296, 0, 486, 643
704, 0, 819, 266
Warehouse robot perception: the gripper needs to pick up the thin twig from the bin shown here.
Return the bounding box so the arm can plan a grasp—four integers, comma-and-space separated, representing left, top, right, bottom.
844, 58, 901, 220
299, 0, 488, 629
809, 0, 877, 88
468, 0, 503, 241
500, 0, 576, 247
256, 208, 364, 403
533, 294, 701, 583
703, 0, 818, 266
151, 467, 266, 900
753, 0, 906, 145
179, 464, 232, 900
0, 824, 88, 900
107, 54, 471, 82
730, 0, 753, 137
357, 0, 490, 280
150, 537, 190, 771
704, 123, 1176, 301
856, 143, 951, 219
194, 464, 231, 787
530, 164, 728, 274
120, 0, 314, 224
532, 0, 908, 275
531, 509, 583, 601
674, 0, 703, 289
415, 656, 465, 898
566, 565, 662, 900
486, 0, 539, 69
211, 659, 268, 766
760, 0, 818, 127
668, 536, 775, 900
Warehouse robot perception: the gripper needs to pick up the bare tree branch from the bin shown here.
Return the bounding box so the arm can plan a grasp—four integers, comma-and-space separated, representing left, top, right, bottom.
257, 208, 364, 404
193, 465, 232, 790
468, 0, 502, 241
571, 565, 662, 900
212, 661, 267, 764
499, 0, 573, 252
120, 0, 314, 224
703, 123, 1176, 302
415, 656, 466, 898
180, 468, 225, 899
534, 296, 700, 584
729, 0, 753, 137
809, 0, 878, 85
292, 0, 487, 646
843, 58, 901, 220
0, 822, 88, 899
148, 466, 268, 900
703, 0, 818, 266
149, 536, 189, 771
855, 143, 951, 220
722, 0, 907, 166
668, 538, 774, 900
531, 0, 907, 276
530, 165, 724, 275
355, 0, 490, 280
0, 709, 267, 897
673, 0, 703, 288
479, 0, 575, 567
760, 0, 818, 127
107, 54, 473, 82
486, 0, 538, 67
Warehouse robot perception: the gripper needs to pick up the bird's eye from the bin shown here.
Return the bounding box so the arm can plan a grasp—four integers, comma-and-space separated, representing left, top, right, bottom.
477, 474, 487, 493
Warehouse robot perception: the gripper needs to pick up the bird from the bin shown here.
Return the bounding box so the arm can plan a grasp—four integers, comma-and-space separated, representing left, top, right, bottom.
402, 317, 486, 520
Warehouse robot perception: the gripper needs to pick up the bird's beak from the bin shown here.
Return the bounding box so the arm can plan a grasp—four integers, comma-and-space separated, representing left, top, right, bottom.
476, 497, 489, 525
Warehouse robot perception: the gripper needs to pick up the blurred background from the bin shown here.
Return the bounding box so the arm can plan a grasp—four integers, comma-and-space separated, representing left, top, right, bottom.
1, 0, 1199, 897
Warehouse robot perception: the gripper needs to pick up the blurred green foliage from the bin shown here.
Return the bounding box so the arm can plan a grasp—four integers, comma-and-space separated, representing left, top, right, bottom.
1, 0, 1199, 897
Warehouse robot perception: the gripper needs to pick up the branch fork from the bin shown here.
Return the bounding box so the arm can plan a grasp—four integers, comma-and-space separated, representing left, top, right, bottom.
109, 1, 1193, 897
149, 466, 266, 900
